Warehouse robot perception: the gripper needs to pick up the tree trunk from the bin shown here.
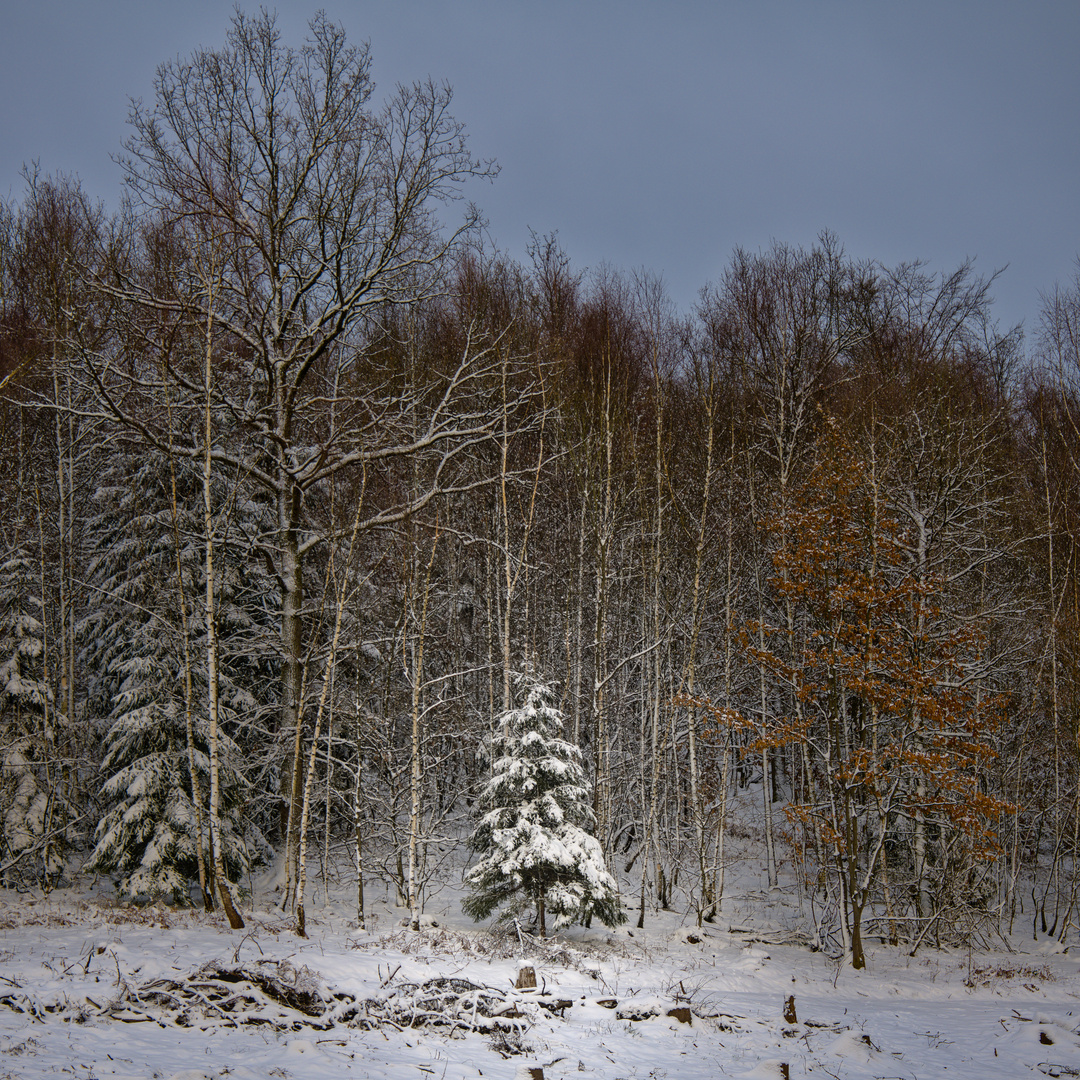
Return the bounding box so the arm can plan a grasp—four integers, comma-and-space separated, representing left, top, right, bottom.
202, 298, 243, 931
166, 431, 212, 912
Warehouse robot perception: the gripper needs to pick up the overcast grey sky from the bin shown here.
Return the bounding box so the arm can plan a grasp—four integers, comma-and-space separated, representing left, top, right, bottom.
2, 1, 1077, 335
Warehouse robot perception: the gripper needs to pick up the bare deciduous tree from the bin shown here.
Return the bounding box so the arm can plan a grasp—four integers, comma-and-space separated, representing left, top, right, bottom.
74, 11, 506, 888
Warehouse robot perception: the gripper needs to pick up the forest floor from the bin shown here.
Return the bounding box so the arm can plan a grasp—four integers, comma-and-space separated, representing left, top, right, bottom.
1, 856, 1079, 1080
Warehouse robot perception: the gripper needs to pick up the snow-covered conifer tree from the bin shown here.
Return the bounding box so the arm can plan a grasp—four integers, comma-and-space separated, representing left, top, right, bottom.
85, 670, 259, 904
82, 456, 271, 904
0, 550, 61, 885
463, 668, 624, 936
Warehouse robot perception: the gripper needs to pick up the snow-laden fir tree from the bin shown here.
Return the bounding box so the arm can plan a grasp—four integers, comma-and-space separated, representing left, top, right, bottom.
0, 550, 62, 886
82, 455, 272, 904
85, 662, 260, 904
463, 668, 625, 936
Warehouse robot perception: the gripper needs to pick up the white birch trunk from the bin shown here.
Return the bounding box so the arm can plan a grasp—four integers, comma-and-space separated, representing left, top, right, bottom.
202, 292, 243, 930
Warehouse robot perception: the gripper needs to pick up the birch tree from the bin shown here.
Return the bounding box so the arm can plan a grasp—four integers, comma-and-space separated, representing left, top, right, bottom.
699, 235, 873, 889
76, 11, 504, 875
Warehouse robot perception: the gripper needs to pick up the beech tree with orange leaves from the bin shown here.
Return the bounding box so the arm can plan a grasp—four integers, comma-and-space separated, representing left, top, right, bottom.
744, 418, 1010, 968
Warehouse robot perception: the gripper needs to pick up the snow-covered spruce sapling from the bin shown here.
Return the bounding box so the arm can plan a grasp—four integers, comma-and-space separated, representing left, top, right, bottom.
463, 671, 625, 936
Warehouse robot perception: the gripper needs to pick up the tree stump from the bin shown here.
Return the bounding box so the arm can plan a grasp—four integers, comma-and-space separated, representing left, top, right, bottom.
515, 965, 537, 991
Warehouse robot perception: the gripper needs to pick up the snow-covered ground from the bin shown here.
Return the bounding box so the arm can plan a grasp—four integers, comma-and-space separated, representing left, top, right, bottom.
1, 866, 1078, 1080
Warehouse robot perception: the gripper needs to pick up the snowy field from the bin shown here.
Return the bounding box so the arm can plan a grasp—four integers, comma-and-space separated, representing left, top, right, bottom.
1, 868, 1079, 1080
